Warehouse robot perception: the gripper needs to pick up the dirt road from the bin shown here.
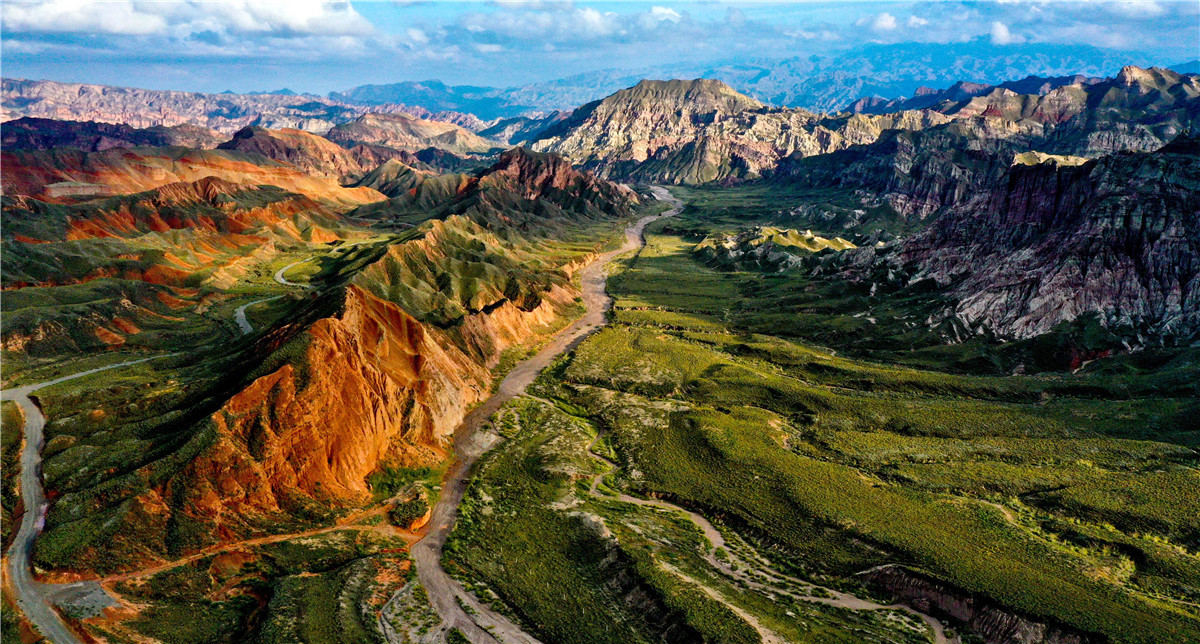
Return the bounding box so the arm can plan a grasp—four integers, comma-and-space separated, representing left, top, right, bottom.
408, 187, 682, 643
2, 355, 176, 644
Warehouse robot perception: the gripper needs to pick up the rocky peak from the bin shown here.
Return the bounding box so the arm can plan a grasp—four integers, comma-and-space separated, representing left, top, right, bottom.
620, 78, 765, 114
484, 147, 577, 190
478, 147, 636, 211
1115, 65, 1179, 92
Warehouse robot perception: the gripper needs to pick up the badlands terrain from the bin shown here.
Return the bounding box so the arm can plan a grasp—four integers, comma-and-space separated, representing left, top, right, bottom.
1, 63, 1198, 644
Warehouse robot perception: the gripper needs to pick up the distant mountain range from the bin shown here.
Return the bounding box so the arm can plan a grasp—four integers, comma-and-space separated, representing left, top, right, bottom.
4, 42, 1189, 135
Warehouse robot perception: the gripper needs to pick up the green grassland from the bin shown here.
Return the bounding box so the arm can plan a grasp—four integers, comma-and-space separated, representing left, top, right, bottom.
1, 401, 23, 546
445, 396, 939, 643
447, 188, 1199, 643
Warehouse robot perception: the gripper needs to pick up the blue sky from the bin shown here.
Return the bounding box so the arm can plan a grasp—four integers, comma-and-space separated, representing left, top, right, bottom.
2, 1, 1196, 93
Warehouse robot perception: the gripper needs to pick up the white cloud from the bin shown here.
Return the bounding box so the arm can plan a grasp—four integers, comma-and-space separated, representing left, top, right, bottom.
403, 28, 429, 45
649, 6, 682, 23
3, 0, 167, 35
871, 12, 898, 32
990, 20, 1025, 45
1106, 1, 1166, 19
2, 0, 372, 37
460, 5, 622, 41
907, 16, 930, 28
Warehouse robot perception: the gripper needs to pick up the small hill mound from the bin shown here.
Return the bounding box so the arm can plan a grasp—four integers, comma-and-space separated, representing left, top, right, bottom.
352, 158, 435, 197
217, 126, 371, 180
696, 226, 855, 271
325, 113, 500, 156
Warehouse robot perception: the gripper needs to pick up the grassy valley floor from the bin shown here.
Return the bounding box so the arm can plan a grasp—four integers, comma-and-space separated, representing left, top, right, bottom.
443, 188, 1200, 644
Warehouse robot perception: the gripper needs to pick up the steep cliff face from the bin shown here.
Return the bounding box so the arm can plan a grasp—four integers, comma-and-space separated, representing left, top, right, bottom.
903, 137, 1200, 342
780, 119, 1045, 219
177, 286, 490, 516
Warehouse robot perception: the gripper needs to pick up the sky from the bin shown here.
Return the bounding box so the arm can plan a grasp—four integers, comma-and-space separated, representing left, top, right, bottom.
2, 1, 1197, 94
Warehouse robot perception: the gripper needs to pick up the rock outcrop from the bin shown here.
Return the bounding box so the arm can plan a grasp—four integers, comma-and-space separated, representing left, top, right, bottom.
825, 136, 1200, 344
904, 137, 1200, 342
864, 566, 1099, 644
532, 78, 950, 184
180, 285, 492, 515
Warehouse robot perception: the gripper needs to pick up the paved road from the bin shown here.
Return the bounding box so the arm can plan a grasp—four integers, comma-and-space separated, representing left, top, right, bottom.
234, 259, 311, 334
233, 295, 283, 334
2, 355, 175, 644
273, 261, 310, 287
408, 187, 682, 643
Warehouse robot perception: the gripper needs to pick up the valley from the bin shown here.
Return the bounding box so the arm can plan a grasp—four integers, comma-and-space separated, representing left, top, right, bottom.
1, 16, 1198, 640
442, 186, 1199, 644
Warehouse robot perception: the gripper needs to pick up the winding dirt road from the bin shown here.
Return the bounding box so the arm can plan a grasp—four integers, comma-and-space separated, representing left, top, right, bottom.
2, 355, 176, 644
1, 258, 316, 641
408, 187, 681, 643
